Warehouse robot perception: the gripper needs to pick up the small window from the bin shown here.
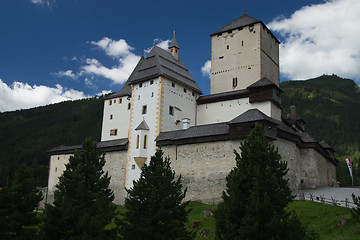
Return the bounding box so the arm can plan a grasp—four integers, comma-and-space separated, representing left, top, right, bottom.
219, 56, 224, 59
184, 88, 187, 93
109, 100, 112, 106
142, 105, 147, 114
138, 95, 140, 100
232, 77, 238, 88
150, 80, 154, 85
114, 99, 116, 103
143, 135, 147, 149
192, 92, 195, 96
55, 167, 57, 172
242, 41, 244, 46
227, 45, 229, 49
119, 98, 122, 104
58, 157, 60, 160
175, 49, 178, 53
132, 164, 135, 170
139, 83, 143, 88
136, 135, 139, 149
110, 129, 118, 136
169, 106, 174, 116
151, 92, 154, 97
110, 114, 113, 120
249, 25, 254, 32
172, 83, 175, 87
128, 103, 131, 110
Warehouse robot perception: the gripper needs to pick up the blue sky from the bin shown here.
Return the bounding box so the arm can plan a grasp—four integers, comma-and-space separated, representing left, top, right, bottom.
1, 0, 359, 112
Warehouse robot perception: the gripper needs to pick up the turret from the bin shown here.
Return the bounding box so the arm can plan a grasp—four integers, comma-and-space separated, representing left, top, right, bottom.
168, 31, 179, 60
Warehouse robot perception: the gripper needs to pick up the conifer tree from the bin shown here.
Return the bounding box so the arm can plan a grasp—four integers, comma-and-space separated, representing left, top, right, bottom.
120, 148, 193, 240
0, 164, 43, 240
42, 138, 116, 240
215, 123, 306, 240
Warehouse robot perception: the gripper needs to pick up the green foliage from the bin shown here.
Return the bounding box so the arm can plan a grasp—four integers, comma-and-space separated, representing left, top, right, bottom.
281, 75, 360, 186
351, 193, 360, 222
215, 123, 306, 240
42, 138, 116, 240
0, 97, 103, 187
0, 164, 43, 240
120, 148, 193, 240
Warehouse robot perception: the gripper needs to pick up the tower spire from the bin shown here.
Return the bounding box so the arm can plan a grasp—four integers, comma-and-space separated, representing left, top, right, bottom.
168, 31, 180, 60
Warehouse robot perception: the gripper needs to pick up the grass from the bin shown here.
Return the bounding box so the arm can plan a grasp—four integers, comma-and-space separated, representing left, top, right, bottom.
114, 200, 360, 240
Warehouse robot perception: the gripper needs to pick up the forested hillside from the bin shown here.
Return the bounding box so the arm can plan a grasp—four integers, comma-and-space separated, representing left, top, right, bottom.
0, 75, 359, 187
281, 75, 360, 185
0, 97, 104, 186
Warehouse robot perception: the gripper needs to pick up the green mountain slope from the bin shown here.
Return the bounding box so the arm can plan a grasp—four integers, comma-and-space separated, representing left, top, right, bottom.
280, 75, 360, 186
0, 97, 104, 186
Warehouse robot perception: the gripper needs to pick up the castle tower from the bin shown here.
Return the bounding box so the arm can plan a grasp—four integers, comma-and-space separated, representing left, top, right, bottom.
210, 13, 280, 94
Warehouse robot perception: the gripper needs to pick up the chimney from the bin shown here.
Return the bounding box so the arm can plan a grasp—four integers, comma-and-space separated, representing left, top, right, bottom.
290, 105, 296, 122
182, 118, 190, 130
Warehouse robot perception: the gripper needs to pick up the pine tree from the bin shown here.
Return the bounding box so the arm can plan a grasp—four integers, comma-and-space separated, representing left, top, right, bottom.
42, 138, 116, 240
120, 148, 193, 240
215, 123, 306, 240
0, 164, 43, 240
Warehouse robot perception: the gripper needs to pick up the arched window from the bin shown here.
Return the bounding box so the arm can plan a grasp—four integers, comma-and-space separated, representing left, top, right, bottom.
232, 77, 238, 88
136, 135, 139, 149
143, 135, 147, 149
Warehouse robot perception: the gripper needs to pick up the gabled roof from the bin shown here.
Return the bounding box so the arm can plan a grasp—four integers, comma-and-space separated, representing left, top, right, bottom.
128, 46, 202, 93
210, 14, 261, 36
47, 138, 128, 154
135, 120, 150, 130
228, 109, 278, 125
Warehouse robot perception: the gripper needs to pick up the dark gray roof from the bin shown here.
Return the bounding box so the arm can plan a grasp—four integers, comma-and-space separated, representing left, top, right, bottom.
105, 57, 145, 100
127, 46, 202, 93
300, 133, 317, 143
169, 36, 179, 49
135, 120, 150, 130
197, 89, 249, 104
320, 140, 333, 149
228, 109, 278, 125
210, 14, 261, 36
48, 138, 128, 154
156, 122, 229, 141
247, 78, 281, 91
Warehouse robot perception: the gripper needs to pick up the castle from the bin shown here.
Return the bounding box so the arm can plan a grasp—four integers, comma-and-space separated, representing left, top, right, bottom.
47, 13, 338, 204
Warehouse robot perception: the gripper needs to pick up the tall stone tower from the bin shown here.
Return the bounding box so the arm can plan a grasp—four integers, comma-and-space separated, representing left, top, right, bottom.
210, 13, 280, 94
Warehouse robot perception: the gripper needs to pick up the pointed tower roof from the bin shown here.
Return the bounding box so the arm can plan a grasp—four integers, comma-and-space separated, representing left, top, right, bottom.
169, 31, 179, 49
135, 120, 150, 130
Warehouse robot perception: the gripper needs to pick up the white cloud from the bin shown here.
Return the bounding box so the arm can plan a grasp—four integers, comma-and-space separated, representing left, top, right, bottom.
201, 60, 211, 78
55, 70, 77, 79
30, 0, 51, 7
96, 90, 112, 97
0, 79, 87, 112
145, 39, 171, 54
91, 37, 133, 58
268, 0, 360, 81
81, 54, 140, 84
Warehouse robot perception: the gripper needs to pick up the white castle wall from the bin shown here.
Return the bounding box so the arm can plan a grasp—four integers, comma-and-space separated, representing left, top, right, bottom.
196, 98, 276, 125
101, 96, 131, 141
125, 78, 161, 189
47, 150, 128, 205
160, 78, 197, 131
